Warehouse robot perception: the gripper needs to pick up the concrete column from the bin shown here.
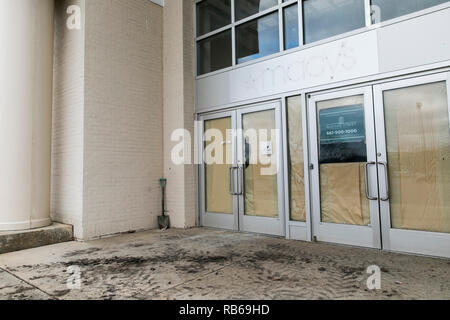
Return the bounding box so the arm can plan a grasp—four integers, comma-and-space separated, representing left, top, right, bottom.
163, 0, 196, 229
0, 0, 54, 231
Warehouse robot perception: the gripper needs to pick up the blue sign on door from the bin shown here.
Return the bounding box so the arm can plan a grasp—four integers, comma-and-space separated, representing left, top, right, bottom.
319, 105, 367, 164
319, 105, 365, 144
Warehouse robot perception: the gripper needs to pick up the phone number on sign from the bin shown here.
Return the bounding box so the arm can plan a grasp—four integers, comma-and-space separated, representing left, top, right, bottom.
326, 129, 359, 135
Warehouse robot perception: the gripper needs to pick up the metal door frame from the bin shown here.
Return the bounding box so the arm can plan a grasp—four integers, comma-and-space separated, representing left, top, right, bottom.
199, 103, 286, 237
236, 101, 286, 237
373, 72, 450, 258
308, 86, 382, 249
199, 111, 239, 231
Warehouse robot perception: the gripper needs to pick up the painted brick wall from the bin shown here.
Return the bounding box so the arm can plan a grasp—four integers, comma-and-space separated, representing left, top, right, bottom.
51, 0, 86, 239
52, 0, 195, 240
83, 0, 164, 239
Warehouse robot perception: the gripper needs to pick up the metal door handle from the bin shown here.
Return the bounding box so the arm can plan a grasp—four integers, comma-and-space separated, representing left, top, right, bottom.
364, 162, 378, 200
229, 167, 235, 195
229, 167, 243, 196
237, 165, 244, 196
378, 161, 390, 201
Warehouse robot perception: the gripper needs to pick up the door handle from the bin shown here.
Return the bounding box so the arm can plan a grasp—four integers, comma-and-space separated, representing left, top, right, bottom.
228, 167, 235, 195
237, 165, 244, 196
364, 162, 378, 200
229, 167, 243, 196
378, 161, 390, 201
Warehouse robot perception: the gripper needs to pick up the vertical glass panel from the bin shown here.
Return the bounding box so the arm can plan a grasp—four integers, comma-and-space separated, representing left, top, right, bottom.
236, 12, 280, 64
303, 0, 366, 44
235, 0, 278, 21
371, 0, 448, 23
197, 30, 232, 75
287, 96, 306, 222
383, 82, 450, 233
317, 95, 370, 226
243, 110, 279, 218
196, 0, 231, 37
284, 4, 300, 50
204, 117, 233, 214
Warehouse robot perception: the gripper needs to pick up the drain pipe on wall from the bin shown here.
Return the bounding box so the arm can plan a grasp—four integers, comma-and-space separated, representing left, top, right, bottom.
158, 179, 170, 230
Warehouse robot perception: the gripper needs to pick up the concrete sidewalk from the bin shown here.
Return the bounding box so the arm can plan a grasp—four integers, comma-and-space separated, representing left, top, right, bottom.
0, 228, 449, 300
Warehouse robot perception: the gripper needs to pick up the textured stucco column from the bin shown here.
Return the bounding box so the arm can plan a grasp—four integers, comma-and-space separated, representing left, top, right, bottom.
0, 0, 54, 231
163, 0, 196, 228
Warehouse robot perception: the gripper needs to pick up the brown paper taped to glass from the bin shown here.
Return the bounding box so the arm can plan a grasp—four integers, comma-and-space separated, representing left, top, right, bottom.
320, 163, 370, 226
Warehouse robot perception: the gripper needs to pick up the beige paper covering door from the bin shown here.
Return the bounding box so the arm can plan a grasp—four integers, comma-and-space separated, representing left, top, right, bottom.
287, 96, 306, 222
243, 110, 279, 218
245, 164, 278, 217
317, 95, 370, 226
205, 117, 233, 214
384, 82, 450, 233
320, 163, 370, 226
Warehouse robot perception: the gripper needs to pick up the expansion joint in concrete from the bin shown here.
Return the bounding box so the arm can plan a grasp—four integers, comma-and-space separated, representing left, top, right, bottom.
0, 266, 57, 300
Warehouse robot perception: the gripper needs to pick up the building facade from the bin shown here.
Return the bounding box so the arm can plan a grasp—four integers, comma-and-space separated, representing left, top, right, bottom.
1, 0, 196, 240
195, 0, 450, 258
0, 0, 449, 258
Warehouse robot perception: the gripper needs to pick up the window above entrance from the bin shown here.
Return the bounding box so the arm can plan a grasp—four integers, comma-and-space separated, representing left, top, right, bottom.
196, 0, 301, 75
195, 0, 450, 76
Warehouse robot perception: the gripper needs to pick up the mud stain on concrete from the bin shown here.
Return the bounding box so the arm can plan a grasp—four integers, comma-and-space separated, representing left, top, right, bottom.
1, 228, 449, 300
62, 248, 103, 258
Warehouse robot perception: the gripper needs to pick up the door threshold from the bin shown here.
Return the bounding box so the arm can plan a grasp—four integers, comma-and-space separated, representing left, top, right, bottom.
201, 226, 285, 239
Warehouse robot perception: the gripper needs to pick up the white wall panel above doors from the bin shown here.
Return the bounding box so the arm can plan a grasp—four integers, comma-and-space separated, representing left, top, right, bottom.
377, 7, 450, 73
196, 30, 379, 111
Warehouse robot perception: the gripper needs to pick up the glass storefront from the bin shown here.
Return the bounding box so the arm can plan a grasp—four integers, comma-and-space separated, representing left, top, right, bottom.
200, 73, 450, 257
383, 81, 450, 234
196, 1, 450, 258
196, 0, 448, 75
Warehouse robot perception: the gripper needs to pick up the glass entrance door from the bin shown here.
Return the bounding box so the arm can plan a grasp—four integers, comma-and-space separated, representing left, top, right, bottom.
237, 103, 285, 236
200, 111, 238, 230
309, 74, 450, 257
374, 73, 450, 258
200, 102, 285, 236
308, 87, 382, 249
